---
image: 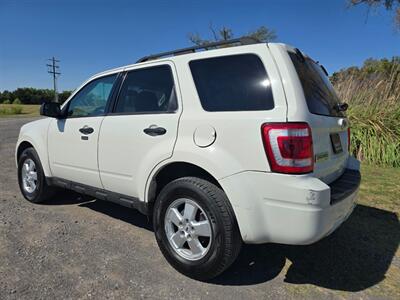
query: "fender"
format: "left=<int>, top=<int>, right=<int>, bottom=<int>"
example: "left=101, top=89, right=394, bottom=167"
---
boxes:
left=15, top=118, right=52, bottom=177
left=142, top=148, right=242, bottom=203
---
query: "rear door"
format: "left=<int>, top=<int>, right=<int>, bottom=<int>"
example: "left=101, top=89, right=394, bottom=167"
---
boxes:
left=98, top=62, right=181, bottom=198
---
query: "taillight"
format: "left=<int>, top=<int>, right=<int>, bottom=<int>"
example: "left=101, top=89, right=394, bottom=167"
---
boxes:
left=347, top=127, right=351, bottom=152
left=261, top=123, right=314, bottom=174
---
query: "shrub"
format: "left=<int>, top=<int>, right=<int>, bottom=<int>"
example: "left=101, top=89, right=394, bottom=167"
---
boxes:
left=3, top=99, right=11, bottom=104
left=0, top=105, right=23, bottom=115
left=13, top=98, right=21, bottom=104
left=333, top=57, right=400, bottom=167
left=10, top=106, right=23, bottom=114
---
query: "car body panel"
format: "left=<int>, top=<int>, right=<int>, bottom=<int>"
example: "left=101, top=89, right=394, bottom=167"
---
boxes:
left=16, top=118, right=52, bottom=176
left=47, top=116, right=105, bottom=189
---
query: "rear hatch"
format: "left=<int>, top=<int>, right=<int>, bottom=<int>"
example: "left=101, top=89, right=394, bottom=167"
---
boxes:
left=288, top=50, right=349, bottom=184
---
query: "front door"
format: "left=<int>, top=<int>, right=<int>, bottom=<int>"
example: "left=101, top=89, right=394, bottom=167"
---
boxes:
left=48, top=73, right=118, bottom=188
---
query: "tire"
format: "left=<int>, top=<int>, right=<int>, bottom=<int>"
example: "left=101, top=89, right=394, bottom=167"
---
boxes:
left=17, top=147, right=56, bottom=203
left=153, top=177, right=242, bottom=280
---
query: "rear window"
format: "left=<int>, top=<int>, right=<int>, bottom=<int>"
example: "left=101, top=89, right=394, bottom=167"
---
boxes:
left=189, top=54, right=274, bottom=111
left=289, top=51, right=343, bottom=117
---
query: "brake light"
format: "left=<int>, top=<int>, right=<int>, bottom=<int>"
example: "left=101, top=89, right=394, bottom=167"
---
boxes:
left=261, top=123, right=314, bottom=174
left=347, top=127, right=351, bottom=152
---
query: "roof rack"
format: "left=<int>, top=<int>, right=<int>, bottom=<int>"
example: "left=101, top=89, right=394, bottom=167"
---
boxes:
left=136, top=36, right=261, bottom=63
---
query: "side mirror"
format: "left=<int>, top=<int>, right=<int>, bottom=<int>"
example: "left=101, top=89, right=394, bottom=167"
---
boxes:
left=40, top=102, right=62, bottom=118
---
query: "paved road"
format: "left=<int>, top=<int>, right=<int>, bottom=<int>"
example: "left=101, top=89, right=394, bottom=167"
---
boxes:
left=0, top=117, right=398, bottom=299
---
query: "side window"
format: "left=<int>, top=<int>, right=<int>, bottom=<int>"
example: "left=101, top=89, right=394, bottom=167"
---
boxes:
left=67, top=74, right=117, bottom=117
left=114, top=65, right=177, bottom=114
left=189, top=54, right=274, bottom=111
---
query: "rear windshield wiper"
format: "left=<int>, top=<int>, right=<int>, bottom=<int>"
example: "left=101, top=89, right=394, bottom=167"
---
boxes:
left=334, top=102, right=348, bottom=112
left=320, top=64, right=328, bottom=76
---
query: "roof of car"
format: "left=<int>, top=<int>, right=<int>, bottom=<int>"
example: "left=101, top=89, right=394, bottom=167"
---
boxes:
left=88, top=40, right=291, bottom=81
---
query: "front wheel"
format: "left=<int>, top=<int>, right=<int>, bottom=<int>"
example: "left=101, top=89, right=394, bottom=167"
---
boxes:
left=153, top=177, right=242, bottom=280
left=18, top=147, right=56, bottom=203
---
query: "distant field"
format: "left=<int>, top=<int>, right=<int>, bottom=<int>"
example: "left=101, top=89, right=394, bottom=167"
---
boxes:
left=0, top=104, right=40, bottom=117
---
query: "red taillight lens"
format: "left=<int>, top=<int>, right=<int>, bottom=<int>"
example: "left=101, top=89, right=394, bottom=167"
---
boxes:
left=347, top=127, right=351, bottom=152
left=261, top=123, right=314, bottom=174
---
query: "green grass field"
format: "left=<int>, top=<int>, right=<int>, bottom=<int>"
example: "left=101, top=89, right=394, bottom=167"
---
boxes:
left=360, top=164, right=400, bottom=214
left=0, top=104, right=40, bottom=117
left=359, top=164, right=400, bottom=294
left=346, top=164, right=400, bottom=297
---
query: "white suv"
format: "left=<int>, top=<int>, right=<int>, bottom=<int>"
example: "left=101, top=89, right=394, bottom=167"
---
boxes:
left=16, top=38, right=361, bottom=280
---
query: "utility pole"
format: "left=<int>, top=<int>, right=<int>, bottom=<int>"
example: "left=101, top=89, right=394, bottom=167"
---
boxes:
left=46, top=57, right=61, bottom=102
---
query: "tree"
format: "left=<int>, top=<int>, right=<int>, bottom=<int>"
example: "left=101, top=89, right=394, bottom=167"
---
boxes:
left=188, top=24, right=277, bottom=46
left=59, top=90, right=73, bottom=103
left=349, top=0, right=400, bottom=28
left=0, top=88, right=73, bottom=105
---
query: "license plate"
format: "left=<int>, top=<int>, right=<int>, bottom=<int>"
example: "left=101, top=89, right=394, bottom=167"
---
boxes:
left=330, top=133, right=343, bottom=154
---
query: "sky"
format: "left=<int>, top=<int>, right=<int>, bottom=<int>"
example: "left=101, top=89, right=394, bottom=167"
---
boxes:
left=0, top=0, right=399, bottom=92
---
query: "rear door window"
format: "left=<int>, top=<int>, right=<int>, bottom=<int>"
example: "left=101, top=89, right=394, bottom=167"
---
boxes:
left=288, top=51, right=343, bottom=117
left=114, top=65, right=177, bottom=114
left=189, top=54, right=274, bottom=111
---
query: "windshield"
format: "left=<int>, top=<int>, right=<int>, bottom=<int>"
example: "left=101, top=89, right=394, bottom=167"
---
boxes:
left=288, top=51, right=344, bottom=117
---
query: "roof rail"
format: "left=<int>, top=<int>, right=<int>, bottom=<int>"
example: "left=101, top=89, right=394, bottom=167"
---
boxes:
left=136, top=36, right=261, bottom=63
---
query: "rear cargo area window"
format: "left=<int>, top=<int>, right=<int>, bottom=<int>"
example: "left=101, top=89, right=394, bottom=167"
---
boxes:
left=288, top=51, right=343, bottom=117
left=189, top=54, right=274, bottom=111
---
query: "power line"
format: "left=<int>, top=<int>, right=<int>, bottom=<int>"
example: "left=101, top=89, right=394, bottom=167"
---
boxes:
left=46, top=57, right=61, bottom=103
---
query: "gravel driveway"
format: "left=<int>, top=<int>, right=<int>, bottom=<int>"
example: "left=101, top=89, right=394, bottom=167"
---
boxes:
left=0, top=117, right=398, bottom=299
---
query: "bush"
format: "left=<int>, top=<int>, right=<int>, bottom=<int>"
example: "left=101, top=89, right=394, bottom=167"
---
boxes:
left=333, top=57, right=400, bottom=167
left=3, top=99, right=11, bottom=104
left=12, top=98, right=21, bottom=104
left=0, top=105, right=23, bottom=115
left=11, top=106, right=23, bottom=114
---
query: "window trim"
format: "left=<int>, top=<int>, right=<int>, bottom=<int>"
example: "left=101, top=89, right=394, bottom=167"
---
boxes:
left=107, top=64, right=179, bottom=116
left=61, top=72, right=122, bottom=119
left=188, top=52, right=275, bottom=113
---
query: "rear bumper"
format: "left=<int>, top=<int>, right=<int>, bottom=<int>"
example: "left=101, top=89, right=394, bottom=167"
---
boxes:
left=219, top=157, right=361, bottom=244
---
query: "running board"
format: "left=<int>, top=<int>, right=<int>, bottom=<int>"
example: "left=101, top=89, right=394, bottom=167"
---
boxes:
left=46, top=177, right=148, bottom=215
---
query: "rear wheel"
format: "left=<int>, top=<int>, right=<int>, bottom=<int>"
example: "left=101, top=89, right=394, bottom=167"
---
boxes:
left=18, top=147, right=56, bottom=203
left=153, top=177, right=242, bottom=280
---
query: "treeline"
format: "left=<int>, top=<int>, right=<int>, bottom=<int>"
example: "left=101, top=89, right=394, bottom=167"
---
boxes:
left=0, top=88, right=72, bottom=105
left=331, top=56, right=400, bottom=86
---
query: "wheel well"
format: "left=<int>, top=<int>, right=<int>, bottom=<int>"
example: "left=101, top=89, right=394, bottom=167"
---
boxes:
left=17, top=141, right=34, bottom=160
left=148, top=162, right=222, bottom=213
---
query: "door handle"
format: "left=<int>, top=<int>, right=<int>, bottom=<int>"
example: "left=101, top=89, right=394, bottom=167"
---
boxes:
left=143, top=125, right=166, bottom=136
left=79, top=126, right=94, bottom=135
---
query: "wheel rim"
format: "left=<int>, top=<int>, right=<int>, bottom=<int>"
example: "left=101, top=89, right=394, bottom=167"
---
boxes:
left=21, top=158, right=38, bottom=193
left=164, top=198, right=212, bottom=261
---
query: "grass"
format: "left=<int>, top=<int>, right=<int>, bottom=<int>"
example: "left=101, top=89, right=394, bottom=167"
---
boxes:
left=359, top=163, right=400, bottom=214
left=340, top=163, right=400, bottom=297
left=334, top=63, right=400, bottom=167
left=281, top=163, right=399, bottom=298
left=0, top=104, right=40, bottom=117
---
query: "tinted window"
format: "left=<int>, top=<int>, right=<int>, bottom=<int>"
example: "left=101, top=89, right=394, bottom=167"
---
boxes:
left=189, top=54, right=274, bottom=111
left=289, top=51, right=343, bottom=117
left=115, top=65, right=176, bottom=114
left=67, top=74, right=117, bottom=117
